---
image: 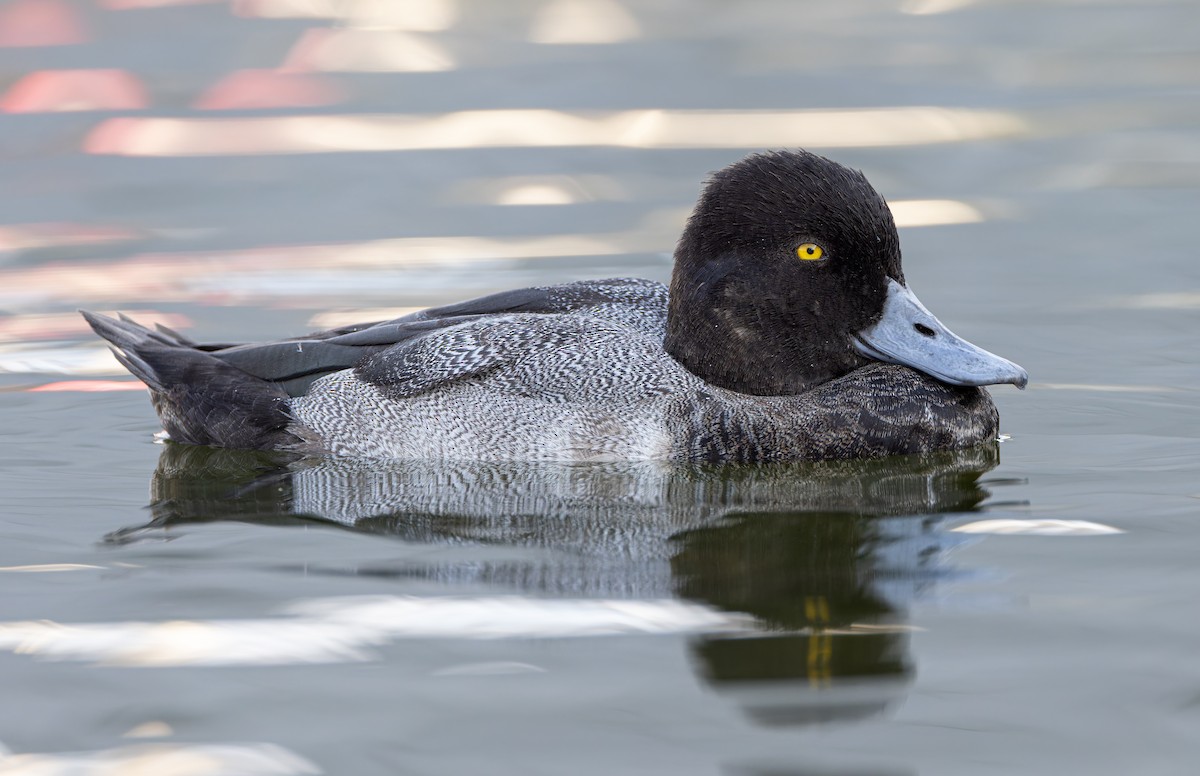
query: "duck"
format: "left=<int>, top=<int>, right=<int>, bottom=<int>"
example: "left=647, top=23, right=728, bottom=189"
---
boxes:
left=82, top=149, right=1027, bottom=463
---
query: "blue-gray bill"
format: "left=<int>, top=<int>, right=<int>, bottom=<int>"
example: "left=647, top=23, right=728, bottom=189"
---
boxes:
left=854, top=279, right=1029, bottom=389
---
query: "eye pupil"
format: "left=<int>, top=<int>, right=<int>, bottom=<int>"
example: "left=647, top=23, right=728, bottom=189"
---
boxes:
left=796, top=243, right=824, bottom=261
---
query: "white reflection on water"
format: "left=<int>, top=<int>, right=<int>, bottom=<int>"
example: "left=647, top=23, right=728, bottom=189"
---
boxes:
left=283, top=29, right=456, bottom=72
left=237, top=0, right=459, bottom=30
left=900, top=0, right=978, bottom=15
left=1110, top=292, right=1200, bottom=310
left=0, top=742, right=318, bottom=776
left=1033, top=383, right=1183, bottom=394
left=0, top=595, right=747, bottom=666
left=886, top=199, right=983, bottom=227
left=430, top=661, right=547, bottom=676
left=0, top=564, right=106, bottom=572
left=0, top=343, right=126, bottom=377
left=121, top=721, right=174, bottom=739
left=529, top=0, right=641, bottom=45
left=951, top=519, right=1123, bottom=536
left=85, top=107, right=1027, bottom=156
left=307, top=307, right=426, bottom=329
left=494, top=182, right=583, bottom=206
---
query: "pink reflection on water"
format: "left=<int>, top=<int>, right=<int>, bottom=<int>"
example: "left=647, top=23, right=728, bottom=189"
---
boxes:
left=0, top=222, right=140, bottom=253
left=193, top=68, right=343, bottom=110
left=29, top=380, right=147, bottom=392
left=0, top=0, right=88, bottom=47
left=0, top=310, right=189, bottom=342
left=98, top=0, right=225, bottom=8
left=1, top=70, right=147, bottom=113
left=0, top=248, right=333, bottom=307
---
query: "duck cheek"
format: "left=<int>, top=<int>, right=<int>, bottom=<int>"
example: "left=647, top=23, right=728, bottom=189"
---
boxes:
left=853, top=279, right=1029, bottom=389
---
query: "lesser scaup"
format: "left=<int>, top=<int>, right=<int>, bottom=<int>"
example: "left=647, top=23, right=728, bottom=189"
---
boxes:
left=82, top=150, right=1026, bottom=462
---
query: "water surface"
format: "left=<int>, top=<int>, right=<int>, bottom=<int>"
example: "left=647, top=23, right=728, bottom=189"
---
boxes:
left=1, top=1, right=1198, bottom=773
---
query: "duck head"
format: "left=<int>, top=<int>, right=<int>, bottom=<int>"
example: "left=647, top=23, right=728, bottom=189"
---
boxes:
left=664, top=150, right=1027, bottom=396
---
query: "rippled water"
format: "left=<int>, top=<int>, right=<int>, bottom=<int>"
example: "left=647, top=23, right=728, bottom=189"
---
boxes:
left=1, top=0, right=1199, bottom=774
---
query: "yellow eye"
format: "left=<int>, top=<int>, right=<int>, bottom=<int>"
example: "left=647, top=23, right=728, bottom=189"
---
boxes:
left=795, top=243, right=824, bottom=261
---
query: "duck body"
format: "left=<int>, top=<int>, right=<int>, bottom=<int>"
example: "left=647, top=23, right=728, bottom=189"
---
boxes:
left=83, top=151, right=1024, bottom=463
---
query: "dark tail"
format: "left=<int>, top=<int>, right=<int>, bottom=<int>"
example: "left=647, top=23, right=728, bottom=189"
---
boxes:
left=80, top=311, right=301, bottom=451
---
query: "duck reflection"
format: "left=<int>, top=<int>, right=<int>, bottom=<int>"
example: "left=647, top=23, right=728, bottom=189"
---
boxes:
left=676, top=510, right=933, bottom=727
left=117, top=443, right=999, bottom=727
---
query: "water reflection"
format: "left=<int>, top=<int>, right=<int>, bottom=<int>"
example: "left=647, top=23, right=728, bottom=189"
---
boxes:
left=0, top=741, right=319, bottom=775
left=669, top=456, right=988, bottom=726
left=83, top=107, right=1026, bottom=156
left=111, top=443, right=999, bottom=727
left=677, top=510, right=927, bottom=726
